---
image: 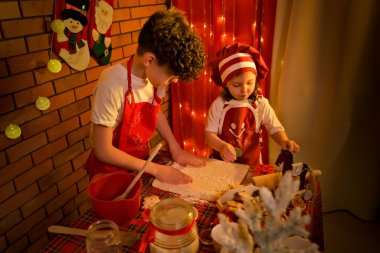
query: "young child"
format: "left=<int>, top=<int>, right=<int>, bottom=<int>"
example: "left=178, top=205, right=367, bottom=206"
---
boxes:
left=205, top=43, right=300, bottom=167
left=85, top=8, right=206, bottom=184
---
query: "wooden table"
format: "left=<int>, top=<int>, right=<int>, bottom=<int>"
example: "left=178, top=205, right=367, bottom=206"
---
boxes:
left=40, top=152, right=324, bottom=252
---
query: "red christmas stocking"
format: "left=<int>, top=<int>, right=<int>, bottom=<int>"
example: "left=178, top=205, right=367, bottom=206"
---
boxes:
left=88, top=0, right=113, bottom=65
left=52, top=0, right=91, bottom=71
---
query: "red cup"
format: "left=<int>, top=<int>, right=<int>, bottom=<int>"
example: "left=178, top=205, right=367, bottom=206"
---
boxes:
left=87, top=171, right=142, bottom=226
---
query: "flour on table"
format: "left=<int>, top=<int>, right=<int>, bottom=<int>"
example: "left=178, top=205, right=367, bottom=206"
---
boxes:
left=152, top=159, right=249, bottom=201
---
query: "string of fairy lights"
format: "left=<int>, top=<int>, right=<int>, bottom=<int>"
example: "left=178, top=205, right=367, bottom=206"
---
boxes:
left=172, top=0, right=266, bottom=157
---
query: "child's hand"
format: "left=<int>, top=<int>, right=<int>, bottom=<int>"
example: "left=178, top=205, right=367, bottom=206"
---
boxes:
left=285, top=140, right=300, bottom=153
left=171, top=148, right=207, bottom=167
left=156, top=165, right=193, bottom=184
left=220, top=143, right=237, bottom=163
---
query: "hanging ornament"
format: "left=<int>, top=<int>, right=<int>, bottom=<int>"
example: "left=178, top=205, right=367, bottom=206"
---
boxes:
left=35, top=96, right=51, bottom=110
left=47, top=20, right=63, bottom=74
left=47, top=59, right=62, bottom=73
left=5, top=124, right=22, bottom=139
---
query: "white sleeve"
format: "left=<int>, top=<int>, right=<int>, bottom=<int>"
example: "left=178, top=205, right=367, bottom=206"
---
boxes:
left=205, top=97, right=224, bottom=133
left=259, top=97, right=285, bottom=135
left=92, top=67, right=126, bottom=127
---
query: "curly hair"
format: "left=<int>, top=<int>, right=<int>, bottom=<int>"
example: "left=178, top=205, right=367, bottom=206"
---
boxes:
left=137, top=8, right=206, bottom=83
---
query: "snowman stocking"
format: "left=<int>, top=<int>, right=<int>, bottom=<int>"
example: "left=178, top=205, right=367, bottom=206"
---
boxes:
left=52, top=0, right=91, bottom=71
left=88, top=0, right=113, bottom=65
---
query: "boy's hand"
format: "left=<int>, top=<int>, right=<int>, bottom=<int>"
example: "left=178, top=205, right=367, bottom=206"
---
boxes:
left=171, top=148, right=207, bottom=167
left=220, top=143, right=236, bottom=163
left=284, top=140, right=300, bottom=153
left=156, top=165, right=193, bottom=184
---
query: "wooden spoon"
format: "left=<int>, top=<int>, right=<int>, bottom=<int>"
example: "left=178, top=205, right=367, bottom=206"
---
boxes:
left=113, top=143, right=162, bottom=201
left=48, top=225, right=140, bottom=247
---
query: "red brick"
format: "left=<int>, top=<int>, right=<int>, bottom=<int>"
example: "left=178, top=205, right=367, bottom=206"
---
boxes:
left=14, top=159, right=54, bottom=191
left=0, top=60, right=8, bottom=78
left=0, top=181, right=15, bottom=203
left=45, top=184, right=77, bottom=215
left=0, top=183, right=39, bottom=219
left=0, top=71, right=35, bottom=96
left=47, top=117, right=79, bottom=142
left=75, top=81, right=96, bottom=100
left=60, top=208, right=80, bottom=226
left=77, top=173, right=89, bottom=192
left=6, top=208, right=45, bottom=243
left=43, top=90, right=75, bottom=113
left=14, top=82, right=54, bottom=108
left=21, top=185, right=57, bottom=217
left=26, top=234, right=50, bottom=253
left=0, top=156, right=33, bottom=185
left=120, top=19, right=141, bottom=33
left=75, top=189, right=89, bottom=206
left=0, top=236, right=6, bottom=252
left=2, top=17, right=46, bottom=39
left=20, top=0, right=54, bottom=17
left=54, top=72, right=86, bottom=94
left=140, top=0, right=157, bottom=5
left=28, top=209, right=62, bottom=242
left=3, top=236, right=28, bottom=253
left=21, top=111, right=60, bottom=139
left=84, top=136, right=92, bottom=150
left=79, top=110, right=91, bottom=126
left=7, top=51, right=49, bottom=74
left=113, top=8, right=131, bottom=22
left=123, top=43, right=138, bottom=57
left=119, top=0, right=139, bottom=8
left=58, top=168, right=87, bottom=193
left=0, top=95, right=15, bottom=114
left=32, top=137, right=67, bottom=165
left=0, top=38, right=27, bottom=58
left=149, top=4, right=166, bottom=13
left=60, top=99, right=90, bottom=121
left=0, top=151, right=6, bottom=168
left=111, top=33, right=132, bottom=48
left=53, top=142, right=84, bottom=168
left=67, top=124, right=90, bottom=146
left=72, top=149, right=90, bottom=170
left=6, top=132, right=47, bottom=163
left=85, top=65, right=109, bottom=83
left=26, top=34, right=50, bottom=52
left=132, top=31, right=140, bottom=43
left=33, top=63, right=71, bottom=84
left=0, top=2, right=21, bottom=20
left=0, top=210, right=22, bottom=235
left=79, top=199, right=92, bottom=215
left=38, top=162, right=72, bottom=191
left=110, top=47, right=123, bottom=62
left=0, top=104, right=41, bottom=134
left=111, top=22, right=120, bottom=35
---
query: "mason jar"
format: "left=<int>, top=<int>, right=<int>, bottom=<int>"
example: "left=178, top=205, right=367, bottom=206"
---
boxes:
left=149, top=198, right=199, bottom=253
left=86, top=220, right=122, bottom=253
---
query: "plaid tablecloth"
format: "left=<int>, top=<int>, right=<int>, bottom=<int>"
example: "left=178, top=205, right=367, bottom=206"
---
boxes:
left=41, top=152, right=324, bottom=252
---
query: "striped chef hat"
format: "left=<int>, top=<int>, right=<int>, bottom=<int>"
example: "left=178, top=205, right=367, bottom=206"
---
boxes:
left=210, top=43, right=268, bottom=87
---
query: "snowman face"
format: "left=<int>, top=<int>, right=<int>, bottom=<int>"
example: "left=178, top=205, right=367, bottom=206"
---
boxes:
left=63, top=18, right=83, bottom=33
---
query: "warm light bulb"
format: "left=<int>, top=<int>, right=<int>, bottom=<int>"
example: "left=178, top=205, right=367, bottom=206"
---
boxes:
left=179, top=103, right=182, bottom=109
left=233, top=37, right=236, bottom=41
left=204, top=70, right=207, bottom=75
left=210, top=32, right=213, bottom=36
left=203, top=23, right=206, bottom=29
left=191, top=111, right=195, bottom=117
left=261, top=37, right=264, bottom=44
left=35, top=96, right=51, bottom=110
left=47, top=59, right=62, bottom=73
left=191, top=23, right=194, bottom=28
left=5, top=124, right=22, bottom=139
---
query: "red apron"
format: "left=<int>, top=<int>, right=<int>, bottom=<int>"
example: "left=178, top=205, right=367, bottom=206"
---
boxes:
left=85, top=56, right=162, bottom=179
left=213, top=101, right=262, bottom=167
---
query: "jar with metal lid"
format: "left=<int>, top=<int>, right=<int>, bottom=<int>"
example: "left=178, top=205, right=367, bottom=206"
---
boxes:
left=149, top=198, right=199, bottom=253
left=86, top=220, right=122, bottom=253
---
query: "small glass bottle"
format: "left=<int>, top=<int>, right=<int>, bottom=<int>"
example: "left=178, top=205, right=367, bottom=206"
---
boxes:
left=86, top=220, right=122, bottom=253
left=149, top=198, right=199, bottom=253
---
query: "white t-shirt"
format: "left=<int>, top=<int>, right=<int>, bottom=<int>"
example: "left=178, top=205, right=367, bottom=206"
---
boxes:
left=92, top=63, right=166, bottom=129
left=205, top=96, right=284, bottom=135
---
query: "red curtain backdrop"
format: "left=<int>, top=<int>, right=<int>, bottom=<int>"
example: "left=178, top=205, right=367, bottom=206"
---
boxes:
left=171, top=0, right=277, bottom=163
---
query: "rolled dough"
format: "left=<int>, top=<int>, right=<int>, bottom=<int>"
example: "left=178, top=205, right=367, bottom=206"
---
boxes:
left=152, top=159, right=249, bottom=201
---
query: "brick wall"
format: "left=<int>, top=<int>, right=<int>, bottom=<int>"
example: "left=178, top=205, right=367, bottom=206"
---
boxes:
left=0, top=0, right=169, bottom=252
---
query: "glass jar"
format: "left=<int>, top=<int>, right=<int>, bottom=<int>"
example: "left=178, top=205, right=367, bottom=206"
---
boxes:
left=149, top=198, right=199, bottom=253
left=86, top=220, right=122, bottom=253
